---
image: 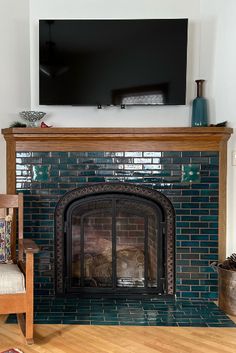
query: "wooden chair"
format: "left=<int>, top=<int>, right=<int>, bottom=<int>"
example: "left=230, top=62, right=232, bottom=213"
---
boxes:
left=0, top=193, right=39, bottom=344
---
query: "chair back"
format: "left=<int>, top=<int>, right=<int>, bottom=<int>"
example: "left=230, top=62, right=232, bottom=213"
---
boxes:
left=0, top=193, right=24, bottom=261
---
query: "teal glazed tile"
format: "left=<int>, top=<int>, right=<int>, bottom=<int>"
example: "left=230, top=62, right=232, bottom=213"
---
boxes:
left=125, top=152, right=142, bottom=157
left=33, top=165, right=49, bottom=182
left=86, top=152, right=104, bottom=157
left=16, top=149, right=220, bottom=299
left=7, top=298, right=235, bottom=327
left=143, top=152, right=162, bottom=157
left=201, top=152, right=218, bottom=157
left=182, top=164, right=201, bottom=183
left=182, top=152, right=201, bottom=157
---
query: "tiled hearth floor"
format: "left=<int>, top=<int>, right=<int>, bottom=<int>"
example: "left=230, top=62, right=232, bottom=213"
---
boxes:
left=8, top=297, right=236, bottom=327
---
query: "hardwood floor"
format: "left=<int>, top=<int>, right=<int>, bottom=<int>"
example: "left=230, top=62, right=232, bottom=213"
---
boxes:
left=0, top=318, right=236, bottom=353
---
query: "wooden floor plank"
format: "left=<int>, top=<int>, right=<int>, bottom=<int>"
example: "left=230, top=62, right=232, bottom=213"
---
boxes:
left=0, top=322, right=236, bottom=353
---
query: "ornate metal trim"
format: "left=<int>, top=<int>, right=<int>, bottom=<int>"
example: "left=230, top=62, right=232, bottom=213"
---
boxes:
left=55, top=183, right=175, bottom=295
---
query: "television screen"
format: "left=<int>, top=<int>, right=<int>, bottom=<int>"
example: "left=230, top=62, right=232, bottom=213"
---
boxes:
left=39, top=19, right=188, bottom=106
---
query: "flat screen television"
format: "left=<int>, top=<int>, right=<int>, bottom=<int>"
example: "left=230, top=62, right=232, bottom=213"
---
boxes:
left=39, top=19, right=188, bottom=106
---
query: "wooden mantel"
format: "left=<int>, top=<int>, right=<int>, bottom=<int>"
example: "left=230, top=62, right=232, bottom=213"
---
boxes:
left=2, top=127, right=233, bottom=152
left=1, top=127, right=233, bottom=261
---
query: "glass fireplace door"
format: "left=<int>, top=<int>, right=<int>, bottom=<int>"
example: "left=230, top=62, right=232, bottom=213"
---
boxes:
left=66, top=194, right=164, bottom=294
left=70, top=199, right=113, bottom=288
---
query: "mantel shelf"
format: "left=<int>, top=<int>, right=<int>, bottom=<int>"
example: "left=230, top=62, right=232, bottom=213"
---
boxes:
left=1, top=127, right=233, bottom=152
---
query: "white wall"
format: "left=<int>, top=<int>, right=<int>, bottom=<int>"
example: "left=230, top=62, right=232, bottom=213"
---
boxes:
left=0, top=0, right=30, bottom=192
left=30, top=0, right=201, bottom=127
left=200, top=0, right=236, bottom=254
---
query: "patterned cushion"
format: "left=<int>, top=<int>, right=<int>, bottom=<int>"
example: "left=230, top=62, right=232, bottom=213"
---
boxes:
left=0, top=264, right=25, bottom=294
left=0, top=217, right=12, bottom=263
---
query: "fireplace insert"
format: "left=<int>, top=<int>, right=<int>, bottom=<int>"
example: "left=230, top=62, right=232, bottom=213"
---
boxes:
left=55, top=183, right=175, bottom=296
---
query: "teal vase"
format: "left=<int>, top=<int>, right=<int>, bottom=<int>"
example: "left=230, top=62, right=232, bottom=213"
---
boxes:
left=191, top=80, right=208, bottom=127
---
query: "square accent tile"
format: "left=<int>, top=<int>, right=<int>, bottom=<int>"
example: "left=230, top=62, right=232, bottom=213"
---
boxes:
left=33, top=165, right=49, bottom=182
left=182, top=164, right=200, bottom=183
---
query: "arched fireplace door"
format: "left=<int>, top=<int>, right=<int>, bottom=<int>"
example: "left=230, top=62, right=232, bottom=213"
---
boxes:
left=55, top=183, right=175, bottom=296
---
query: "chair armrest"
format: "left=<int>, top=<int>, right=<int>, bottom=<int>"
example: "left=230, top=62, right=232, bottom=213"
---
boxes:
left=19, top=239, right=39, bottom=254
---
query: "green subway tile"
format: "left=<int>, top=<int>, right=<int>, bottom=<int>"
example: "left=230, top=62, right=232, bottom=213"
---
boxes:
left=59, top=157, right=77, bottom=164
left=181, top=267, right=200, bottom=272
left=41, top=157, right=60, bottom=164
left=209, top=170, right=219, bottom=176
left=176, top=248, right=191, bottom=253
left=177, top=235, right=189, bottom=240
left=191, top=235, right=209, bottom=241
left=50, top=152, right=69, bottom=157
left=201, top=177, right=219, bottom=183
left=181, top=241, right=200, bottom=247
left=200, top=215, right=218, bottom=221
left=191, top=157, right=209, bottom=163
left=191, top=273, right=209, bottom=279
left=182, top=152, right=201, bottom=157
left=209, top=236, right=218, bottom=241
left=144, top=152, right=162, bottom=157
left=209, top=157, right=219, bottom=165
left=200, top=280, right=217, bottom=285
left=201, top=267, right=215, bottom=273
left=172, top=184, right=191, bottom=189
left=87, top=152, right=105, bottom=157
left=181, top=254, right=199, bottom=259
left=191, top=248, right=209, bottom=253
left=210, top=197, right=218, bottom=203
left=201, top=152, right=218, bottom=157
left=182, top=203, right=200, bottom=209
left=190, top=222, right=208, bottom=228
left=191, top=260, right=209, bottom=266
left=125, top=152, right=142, bottom=157
left=209, top=286, right=218, bottom=292
left=191, top=210, right=209, bottom=215
left=201, top=254, right=218, bottom=260
left=192, top=184, right=209, bottom=189
left=181, top=280, right=199, bottom=285
left=181, top=292, right=200, bottom=298
left=181, top=216, right=199, bottom=221
left=162, top=152, right=181, bottom=157
left=88, top=177, right=105, bottom=182
left=209, top=183, right=218, bottom=189
left=80, top=171, right=96, bottom=176
left=191, top=197, right=209, bottom=203
left=182, top=190, right=199, bottom=196
left=177, top=260, right=190, bottom=266
left=176, top=285, right=191, bottom=291
left=201, top=203, right=218, bottom=209
left=173, top=157, right=190, bottom=164
left=200, top=229, right=218, bottom=235
left=181, top=229, right=200, bottom=234
left=200, top=292, right=218, bottom=299
left=209, top=223, right=218, bottom=229
left=200, top=241, right=218, bottom=248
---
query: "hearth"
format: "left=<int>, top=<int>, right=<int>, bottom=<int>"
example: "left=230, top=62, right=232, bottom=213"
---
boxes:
left=55, top=183, right=175, bottom=296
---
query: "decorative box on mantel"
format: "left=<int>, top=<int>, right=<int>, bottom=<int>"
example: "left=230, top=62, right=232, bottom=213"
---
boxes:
left=1, top=127, right=233, bottom=299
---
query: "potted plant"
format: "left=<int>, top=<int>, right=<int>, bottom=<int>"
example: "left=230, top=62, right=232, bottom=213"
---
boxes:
left=218, top=254, right=236, bottom=315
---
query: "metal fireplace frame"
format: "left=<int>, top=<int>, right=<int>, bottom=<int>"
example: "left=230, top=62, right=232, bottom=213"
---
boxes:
left=55, top=183, right=175, bottom=296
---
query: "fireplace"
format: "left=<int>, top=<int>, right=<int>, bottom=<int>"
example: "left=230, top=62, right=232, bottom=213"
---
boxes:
left=2, top=127, right=232, bottom=299
left=55, top=183, right=175, bottom=296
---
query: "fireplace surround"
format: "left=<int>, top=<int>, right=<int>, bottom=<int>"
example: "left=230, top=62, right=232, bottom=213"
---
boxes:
left=2, top=127, right=233, bottom=299
left=55, top=183, right=175, bottom=296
